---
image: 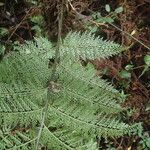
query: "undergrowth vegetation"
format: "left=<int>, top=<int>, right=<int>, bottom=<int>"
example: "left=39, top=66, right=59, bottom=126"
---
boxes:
left=0, top=0, right=149, bottom=150
left=0, top=31, right=133, bottom=150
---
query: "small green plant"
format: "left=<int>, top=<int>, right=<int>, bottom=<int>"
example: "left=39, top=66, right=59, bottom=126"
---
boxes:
left=0, top=32, right=133, bottom=149
left=133, top=123, right=150, bottom=150
left=139, top=133, right=150, bottom=150
left=86, top=4, right=123, bottom=33
left=30, top=15, right=46, bottom=37
left=0, top=27, right=9, bottom=38
left=105, top=4, right=123, bottom=14
left=139, top=54, right=150, bottom=78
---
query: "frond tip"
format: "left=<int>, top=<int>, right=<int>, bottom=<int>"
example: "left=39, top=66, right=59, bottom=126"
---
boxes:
left=61, top=31, right=123, bottom=60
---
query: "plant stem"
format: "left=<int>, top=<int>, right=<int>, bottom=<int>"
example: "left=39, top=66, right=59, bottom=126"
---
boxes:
left=35, top=1, right=64, bottom=149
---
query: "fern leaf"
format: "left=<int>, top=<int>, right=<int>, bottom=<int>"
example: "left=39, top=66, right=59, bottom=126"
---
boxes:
left=0, top=37, right=52, bottom=129
left=57, top=60, right=124, bottom=113
left=0, top=35, right=132, bottom=150
left=61, top=32, right=123, bottom=60
left=0, top=129, right=36, bottom=150
left=38, top=125, right=98, bottom=150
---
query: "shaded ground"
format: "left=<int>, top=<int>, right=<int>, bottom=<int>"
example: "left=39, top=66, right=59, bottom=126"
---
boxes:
left=0, top=0, right=149, bottom=149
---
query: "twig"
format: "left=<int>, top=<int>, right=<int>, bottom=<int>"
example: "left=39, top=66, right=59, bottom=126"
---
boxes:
left=109, top=22, right=150, bottom=50
left=68, top=0, right=150, bottom=50
left=6, top=8, right=32, bottom=42
left=68, top=0, right=107, bottom=27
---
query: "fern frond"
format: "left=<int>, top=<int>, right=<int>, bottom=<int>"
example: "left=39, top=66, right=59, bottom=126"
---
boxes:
left=0, top=34, right=132, bottom=150
left=0, top=52, right=50, bottom=85
left=41, top=60, right=130, bottom=149
left=19, top=36, right=54, bottom=60
left=0, top=129, right=37, bottom=150
left=37, top=57, right=130, bottom=149
left=39, top=125, right=98, bottom=150
left=0, top=37, right=52, bottom=129
left=0, top=83, right=46, bottom=128
left=48, top=99, right=129, bottom=137
left=58, top=60, right=124, bottom=113
left=61, top=32, right=123, bottom=60
left=0, top=40, right=49, bottom=127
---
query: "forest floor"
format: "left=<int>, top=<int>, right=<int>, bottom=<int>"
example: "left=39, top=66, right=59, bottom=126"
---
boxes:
left=0, top=0, right=149, bottom=149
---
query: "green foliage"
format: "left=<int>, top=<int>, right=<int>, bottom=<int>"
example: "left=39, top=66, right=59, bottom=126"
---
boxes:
left=119, top=70, right=131, bottom=79
left=105, top=4, right=123, bottom=14
left=0, top=44, right=5, bottom=55
left=139, top=54, right=150, bottom=78
left=114, top=6, right=123, bottom=14
left=0, top=27, right=9, bottom=37
left=144, top=55, right=150, bottom=66
left=61, top=32, right=123, bottom=60
left=0, top=32, right=132, bottom=149
left=140, top=133, right=150, bottom=150
left=125, top=64, right=134, bottom=71
left=30, top=15, right=46, bottom=37
left=132, top=123, right=150, bottom=150
left=87, top=5, right=123, bottom=33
